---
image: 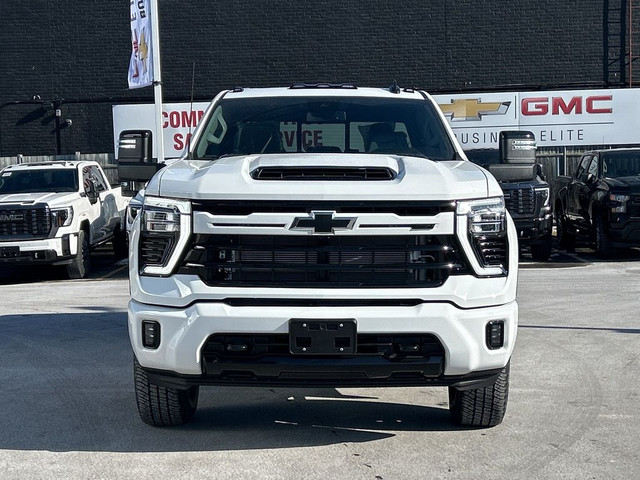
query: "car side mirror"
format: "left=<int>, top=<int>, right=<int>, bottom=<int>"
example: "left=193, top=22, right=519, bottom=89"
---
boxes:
left=499, top=130, right=536, bottom=164
left=117, top=130, right=163, bottom=183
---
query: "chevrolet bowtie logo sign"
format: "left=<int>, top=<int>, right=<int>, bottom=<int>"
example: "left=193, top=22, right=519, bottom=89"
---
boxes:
left=290, top=211, right=356, bottom=234
left=438, top=99, right=511, bottom=121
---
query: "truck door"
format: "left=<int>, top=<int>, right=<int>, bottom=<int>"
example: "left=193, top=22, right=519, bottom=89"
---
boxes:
left=568, top=154, right=592, bottom=224
left=575, top=155, right=600, bottom=230
left=82, top=165, right=114, bottom=244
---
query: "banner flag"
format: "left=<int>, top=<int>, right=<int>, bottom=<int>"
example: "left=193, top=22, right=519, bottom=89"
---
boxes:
left=128, top=0, right=154, bottom=89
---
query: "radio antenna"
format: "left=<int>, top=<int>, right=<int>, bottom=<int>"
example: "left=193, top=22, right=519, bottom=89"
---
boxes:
left=187, top=61, right=196, bottom=159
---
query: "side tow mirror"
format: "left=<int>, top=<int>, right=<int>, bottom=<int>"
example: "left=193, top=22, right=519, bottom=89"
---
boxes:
left=499, top=130, right=537, bottom=164
left=117, top=130, right=162, bottom=183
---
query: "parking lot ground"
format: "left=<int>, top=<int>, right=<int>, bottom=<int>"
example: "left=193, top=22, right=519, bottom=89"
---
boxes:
left=0, top=249, right=639, bottom=479
left=0, top=243, right=128, bottom=285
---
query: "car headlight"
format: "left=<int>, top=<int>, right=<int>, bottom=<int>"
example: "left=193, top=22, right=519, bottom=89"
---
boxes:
left=457, top=197, right=508, bottom=273
left=51, top=206, right=73, bottom=227
left=457, top=197, right=506, bottom=235
left=535, top=186, right=550, bottom=208
left=609, top=193, right=630, bottom=213
left=139, top=196, right=191, bottom=276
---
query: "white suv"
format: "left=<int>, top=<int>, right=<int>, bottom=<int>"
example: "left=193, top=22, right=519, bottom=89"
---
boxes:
left=123, top=84, right=518, bottom=428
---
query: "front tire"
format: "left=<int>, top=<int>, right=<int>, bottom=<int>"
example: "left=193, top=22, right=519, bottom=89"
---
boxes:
left=134, top=357, right=199, bottom=426
left=530, top=234, right=552, bottom=261
left=595, top=216, right=615, bottom=259
left=66, top=229, right=91, bottom=279
left=556, top=209, right=575, bottom=251
left=449, top=362, right=510, bottom=428
left=112, top=224, right=128, bottom=259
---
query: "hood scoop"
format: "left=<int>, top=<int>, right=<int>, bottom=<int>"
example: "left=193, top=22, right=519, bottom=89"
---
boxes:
left=251, top=166, right=397, bottom=181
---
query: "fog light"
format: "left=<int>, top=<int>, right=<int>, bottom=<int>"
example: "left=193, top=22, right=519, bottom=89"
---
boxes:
left=486, top=321, right=504, bottom=350
left=142, top=321, right=161, bottom=349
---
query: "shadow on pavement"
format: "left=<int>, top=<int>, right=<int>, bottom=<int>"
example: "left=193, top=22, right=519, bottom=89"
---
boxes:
left=0, top=311, right=458, bottom=453
left=0, top=244, right=128, bottom=285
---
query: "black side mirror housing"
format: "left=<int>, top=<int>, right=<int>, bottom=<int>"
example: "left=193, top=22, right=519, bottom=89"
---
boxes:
left=117, top=130, right=163, bottom=183
left=499, top=131, right=537, bottom=164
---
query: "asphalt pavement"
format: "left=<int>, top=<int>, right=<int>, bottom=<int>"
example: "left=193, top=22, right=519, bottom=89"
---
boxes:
left=0, top=247, right=638, bottom=479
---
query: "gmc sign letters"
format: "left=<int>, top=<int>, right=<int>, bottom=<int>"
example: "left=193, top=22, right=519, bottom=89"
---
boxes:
left=521, top=95, right=613, bottom=116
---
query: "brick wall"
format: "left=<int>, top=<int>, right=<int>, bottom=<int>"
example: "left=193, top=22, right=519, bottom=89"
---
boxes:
left=0, top=0, right=606, bottom=156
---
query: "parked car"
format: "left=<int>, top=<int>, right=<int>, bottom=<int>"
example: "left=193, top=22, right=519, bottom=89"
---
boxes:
left=0, top=160, right=129, bottom=278
left=554, top=148, right=640, bottom=258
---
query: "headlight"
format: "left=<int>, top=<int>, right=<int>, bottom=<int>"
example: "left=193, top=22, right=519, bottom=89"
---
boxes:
left=535, top=186, right=550, bottom=207
left=51, top=206, right=73, bottom=227
left=609, top=193, right=630, bottom=213
left=143, top=206, right=181, bottom=232
left=457, top=197, right=506, bottom=235
left=457, top=197, right=508, bottom=274
left=139, top=196, right=191, bottom=276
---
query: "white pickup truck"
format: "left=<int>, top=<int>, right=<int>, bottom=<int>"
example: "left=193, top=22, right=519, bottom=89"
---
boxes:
left=121, top=84, right=519, bottom=428
left=0, top=160, right=128, bottom=278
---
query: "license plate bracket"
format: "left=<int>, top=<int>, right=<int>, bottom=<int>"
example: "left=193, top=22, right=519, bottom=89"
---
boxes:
left=289, top=319, right=357, bottom=355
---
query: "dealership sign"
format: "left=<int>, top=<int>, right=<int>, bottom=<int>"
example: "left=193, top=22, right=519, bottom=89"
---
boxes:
left=113, top=102, right=209, bottom=158
left=113, top=88, right=640, bottom=157
left=433, top=88, right=640, bottom=149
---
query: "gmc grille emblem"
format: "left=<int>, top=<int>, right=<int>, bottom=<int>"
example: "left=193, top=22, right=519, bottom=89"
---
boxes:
left=290, top=211, right=356, bottom=234
left=0, top=214, right=24, bottom=222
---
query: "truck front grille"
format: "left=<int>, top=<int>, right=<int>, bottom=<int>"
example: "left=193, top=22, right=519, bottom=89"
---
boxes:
left=472, top=234, right=509, bottom=268
left=140, top=233, right=176, bottom=268
left=0, top=204, right=51, bottom=240
left=503, top=187, right=535, bottom=214
left=202, top=333, right=444, bottom=359
left=178, top=234, right=469, bottom=288
left=191, top=200, right=454, bottom=217
left=628, top=195, right=640, bottom=217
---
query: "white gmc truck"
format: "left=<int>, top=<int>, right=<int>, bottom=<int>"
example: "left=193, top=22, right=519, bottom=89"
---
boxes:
left=121, top=84, right=518, bottom=428
left=0, top=160, right=128, bottom=278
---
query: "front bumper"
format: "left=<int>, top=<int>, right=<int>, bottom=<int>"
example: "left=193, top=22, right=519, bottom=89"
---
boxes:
left=129, top=298, right=518, bottom=387
left=0, top=233, right=78, bottom=265
left=608, top=217, right=640, bottom=245
left=511, top=213, right=553, bottom=244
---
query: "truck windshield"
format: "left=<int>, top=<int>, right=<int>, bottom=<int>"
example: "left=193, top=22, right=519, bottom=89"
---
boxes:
left=193, top=95, right=456, bottom=161
left=601, top=151, right=640, bottom=179
left=0, top=169, right=78, bottom=194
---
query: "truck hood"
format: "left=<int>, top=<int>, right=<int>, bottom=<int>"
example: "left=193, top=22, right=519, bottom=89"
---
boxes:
left=605, top=176, right=640, bottom=192
left=0, top=191, right=79, bottom=207
left=148, top=153, right=500, bottom=201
